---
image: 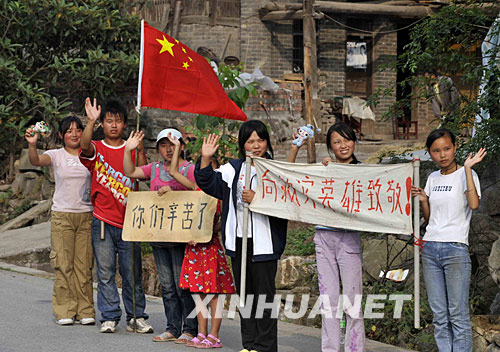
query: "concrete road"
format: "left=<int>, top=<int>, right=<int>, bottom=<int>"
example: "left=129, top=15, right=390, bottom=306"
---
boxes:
left=0, top=263, right=415, bottom=352
left=0, top=264, right=321, bottom=352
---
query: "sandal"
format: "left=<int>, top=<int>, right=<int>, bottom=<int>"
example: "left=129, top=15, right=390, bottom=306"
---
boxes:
left=153, top=331, right=177, bottom=342
left=196, top=334, right=223, bottom=349
left=186, top=333, right=207, bottom=347
left=175, top=332, right=195, bottom=344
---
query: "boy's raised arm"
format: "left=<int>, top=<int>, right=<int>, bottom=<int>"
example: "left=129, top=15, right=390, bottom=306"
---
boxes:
left=81, top=97, right=101, bottom=157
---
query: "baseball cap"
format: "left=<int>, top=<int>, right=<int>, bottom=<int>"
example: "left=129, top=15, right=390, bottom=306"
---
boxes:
left=156, top=128, right=183, bottom=143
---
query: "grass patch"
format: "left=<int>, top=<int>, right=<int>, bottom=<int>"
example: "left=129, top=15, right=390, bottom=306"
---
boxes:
left=284, top=225, right=316, bottom=256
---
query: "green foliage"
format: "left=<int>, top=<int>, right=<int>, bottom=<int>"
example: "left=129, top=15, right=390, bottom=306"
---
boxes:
left=0, top=0, right=143, bottom=175
left=283, top=226, right=316, bottom=256
left=368, top=2, right=500, bottom=166
left=186, top=63, right=258, bottom=163
left=141, top=242, right=153, bottom=256
left=364, top=281, right=437, bottom=351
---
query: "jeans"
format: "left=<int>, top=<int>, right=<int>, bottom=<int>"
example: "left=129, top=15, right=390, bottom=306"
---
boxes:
left=422, top=241, right=472, bottom=352
left=152, top=245, right=197, bottom=337
left=91, top=217, right=148, bottom=323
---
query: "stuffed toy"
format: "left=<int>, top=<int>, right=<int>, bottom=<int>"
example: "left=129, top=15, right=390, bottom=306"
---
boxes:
left=292, top=124, right=315, bottom=147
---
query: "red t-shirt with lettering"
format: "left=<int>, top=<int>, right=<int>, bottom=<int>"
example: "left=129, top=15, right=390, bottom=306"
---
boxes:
left=79, top=140, right=135, bottom=228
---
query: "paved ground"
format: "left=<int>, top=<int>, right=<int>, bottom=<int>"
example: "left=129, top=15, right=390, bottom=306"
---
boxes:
left=0, top=140, right=422, bottom=352
left=0, top=263, right=416, bottom=352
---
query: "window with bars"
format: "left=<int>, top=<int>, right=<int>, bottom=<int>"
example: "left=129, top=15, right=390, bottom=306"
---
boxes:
left=292, top=20, right=304, bottom=73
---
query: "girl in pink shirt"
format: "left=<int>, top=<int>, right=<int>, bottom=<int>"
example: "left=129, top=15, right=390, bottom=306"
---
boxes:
left=25, top=115, right=95, bottom=326
left=124, top=128, right=198, bottom=344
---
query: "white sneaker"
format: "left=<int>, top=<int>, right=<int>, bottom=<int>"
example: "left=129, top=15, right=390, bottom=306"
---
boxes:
left=100, top=320, right=118, bottom=333
left=126, top=318, right=153, bottom=333
left=75, top=317, right=96, bottom=325
left=56, top=318, right=74, bottom=325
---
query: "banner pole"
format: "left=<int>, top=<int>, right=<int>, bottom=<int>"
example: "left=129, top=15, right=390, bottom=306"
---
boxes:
left=130, top=102, right=142, bottom=332
left=240, top=153, right=253, bottom=307
left=413, top=155, right=421, bottom=329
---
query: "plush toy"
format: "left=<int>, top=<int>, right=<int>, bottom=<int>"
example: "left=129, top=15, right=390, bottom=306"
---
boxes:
left=31, top=121, right=51, bottom=137
left=292, top=124, right=315, bottom=147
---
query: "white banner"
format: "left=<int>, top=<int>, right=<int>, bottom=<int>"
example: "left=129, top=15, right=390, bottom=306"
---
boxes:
left=250, top=159, right=414, bottom=235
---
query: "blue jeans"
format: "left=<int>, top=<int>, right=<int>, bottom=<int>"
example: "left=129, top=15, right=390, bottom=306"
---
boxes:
left=152, top=245, right=197, bottom=337
left=422, top=241, right=472, bottom=352
left=91, top=217, right=148, bottom=323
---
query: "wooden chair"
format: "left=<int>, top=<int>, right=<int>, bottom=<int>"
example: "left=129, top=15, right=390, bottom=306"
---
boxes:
left=395, top=114, right=418, bottom=140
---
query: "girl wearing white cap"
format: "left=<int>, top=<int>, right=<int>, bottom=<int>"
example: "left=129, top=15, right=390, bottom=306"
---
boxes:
left=123, top=128, right=198, bottom=344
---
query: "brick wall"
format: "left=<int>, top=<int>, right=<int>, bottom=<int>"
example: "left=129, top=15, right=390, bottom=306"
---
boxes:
left=177, top=24, right=240, bottom=59
left=140, top=1, right=436, bottom=142
left=317, top=19, right=346, bottom=98
left=241, top=1, right=273, bottom=74
left=361, top=17, right=398, bottom=140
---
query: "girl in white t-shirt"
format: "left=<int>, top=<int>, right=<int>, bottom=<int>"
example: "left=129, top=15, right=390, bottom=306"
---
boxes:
left=412, top=128, right=486, bottom=352
left=25, top=115, right=94, bottom=326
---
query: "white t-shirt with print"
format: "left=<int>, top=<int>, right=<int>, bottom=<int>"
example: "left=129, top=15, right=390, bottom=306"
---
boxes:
left=236, top=166, right=257, bottom=238
left=423, top=167, right=481, bottom=245
left=44, top=148, right=92, bottom=213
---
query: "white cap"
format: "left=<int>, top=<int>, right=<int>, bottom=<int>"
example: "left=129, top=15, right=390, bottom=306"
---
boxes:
left=156, top=128, right=183, bottom=143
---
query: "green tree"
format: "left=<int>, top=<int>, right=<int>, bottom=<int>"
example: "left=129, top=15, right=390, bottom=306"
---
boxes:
left=0, top=0, right=143, bottom=179
left=370, top=3, right=500, bottom=164
left=186, top=63, right=258, bottom=163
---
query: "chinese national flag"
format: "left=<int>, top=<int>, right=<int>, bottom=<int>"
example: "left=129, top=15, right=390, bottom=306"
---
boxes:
left=137, top=21, right=247, bottom=121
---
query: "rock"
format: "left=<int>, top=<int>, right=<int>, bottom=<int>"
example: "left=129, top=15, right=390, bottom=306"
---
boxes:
left=0, top=184, right=11, bottom=192
left=494, top=333, right=500, bottom=347
left=491, top=292, right=500, bottom=315
left=19, top=148, right=43, bottom=172
left=275, top=256, right=316, bottom=290
left=10, top=171, right=43, bottom=198
left=489, top=238, right=500, bottom=287
left=473, top=332, right=489, bottom=352
left=486, top=343, right=500, bottom=352
left=362, top=235, right=413, bottom=282
left=487, top=330, right=499, bottom=343
left=0, top=199, right=52, bottom=232
left=478, top=164, right=500, bottom=217
left=41, top=178, right=54, bottom=200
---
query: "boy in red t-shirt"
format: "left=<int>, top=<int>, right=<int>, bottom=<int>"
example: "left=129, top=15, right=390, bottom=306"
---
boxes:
left=79, top=97, right=152, bottom=334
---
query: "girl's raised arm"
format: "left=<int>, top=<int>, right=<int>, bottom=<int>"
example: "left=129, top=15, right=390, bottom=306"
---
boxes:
left=168, top=134, right=197, bottom=191
left=464, top=148, right=486, bottom=210
left=200, top=134, right=220, bottom=169
left=123, top=131, right=147, bottom=179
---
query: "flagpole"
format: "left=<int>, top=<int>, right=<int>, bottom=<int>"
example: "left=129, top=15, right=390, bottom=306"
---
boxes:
left=413, top=155, right=420, bottom=329
left=137, top=19, right=145, bottom=111
left=240, top=153, right=253, bottom=307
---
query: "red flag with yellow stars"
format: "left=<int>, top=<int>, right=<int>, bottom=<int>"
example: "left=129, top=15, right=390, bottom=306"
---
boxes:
left=137, top=20, right=247, bottom=121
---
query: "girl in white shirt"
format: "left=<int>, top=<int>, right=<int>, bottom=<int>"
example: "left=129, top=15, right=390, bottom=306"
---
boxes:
left=412, top=128, right=485, bottom=352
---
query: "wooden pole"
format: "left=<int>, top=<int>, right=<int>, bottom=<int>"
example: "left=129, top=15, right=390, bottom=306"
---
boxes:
left=172, top=0, right=182, bottom=38
left=240, top=153, right=252, bottom=307
left=303, top=0, right=317, bottom=163
left=413, top=155, right=421, bottom=329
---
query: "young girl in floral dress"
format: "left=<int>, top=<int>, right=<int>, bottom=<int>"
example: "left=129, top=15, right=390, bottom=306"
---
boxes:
left=181, top=157, right=235, bottom=349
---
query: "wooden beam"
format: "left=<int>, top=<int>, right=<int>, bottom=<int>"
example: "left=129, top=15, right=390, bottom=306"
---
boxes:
left=303, top=0, right=317, bottom=163
left=315, top=1, right=434, bottom=18
left=260, top=1, right=437, bottom=20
